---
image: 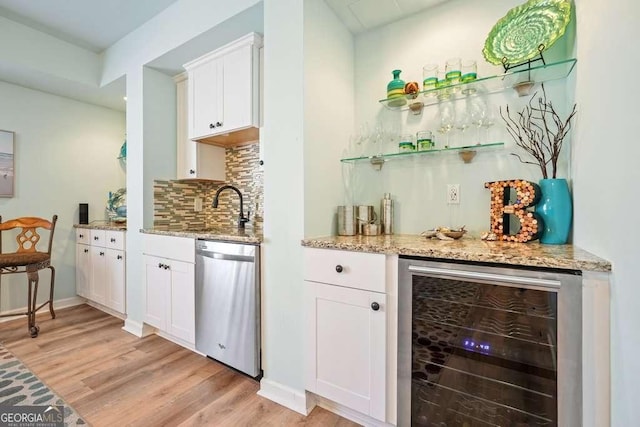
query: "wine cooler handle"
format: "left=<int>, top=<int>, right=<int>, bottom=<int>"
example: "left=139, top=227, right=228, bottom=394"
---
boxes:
left=407, top=265, right=561, bottom=290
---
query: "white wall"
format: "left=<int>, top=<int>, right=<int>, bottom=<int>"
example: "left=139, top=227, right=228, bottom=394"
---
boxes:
left=352, top=0, right=571, bottom=235
left=0, top=15, right=100, bottom=86
left=101, top=0, right=261, bottom=85
left=573, top=0, right=639, bottom=424
left=262, top=0, right=306, bottom=392
left=143, top=67, right=177, bottom=228
left=304, top=1, right=355, bottom=236
left=0, top=81, right=125, bottom=310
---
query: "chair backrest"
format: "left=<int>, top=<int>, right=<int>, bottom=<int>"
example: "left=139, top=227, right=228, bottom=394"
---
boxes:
left=0, top=215, right=58, bottom=254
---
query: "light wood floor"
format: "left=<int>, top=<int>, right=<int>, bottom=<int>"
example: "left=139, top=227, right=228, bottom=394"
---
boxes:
left=0, top=304, right=359, bottom=427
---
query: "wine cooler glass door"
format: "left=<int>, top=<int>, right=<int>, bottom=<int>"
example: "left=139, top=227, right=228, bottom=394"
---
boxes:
left=398, top=259, right=582, bottom=427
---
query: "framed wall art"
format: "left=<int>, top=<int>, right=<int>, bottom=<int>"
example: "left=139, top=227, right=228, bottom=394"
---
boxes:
left=0, top=130, right=15, bottom=197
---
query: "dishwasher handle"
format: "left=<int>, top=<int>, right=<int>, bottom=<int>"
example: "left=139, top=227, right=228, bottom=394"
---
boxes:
left=197, top=250, right=255, bottom=263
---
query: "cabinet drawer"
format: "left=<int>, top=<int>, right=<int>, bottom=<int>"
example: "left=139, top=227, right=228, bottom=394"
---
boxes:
left=304, top=248, right=385, bottom=293
left=90, top=230, right=106, bottom=247
left=76, top=228, right=90, bottom=244
left=143, top=234, right=195, bottom=263
left=106, top=230, right=125, bottom=250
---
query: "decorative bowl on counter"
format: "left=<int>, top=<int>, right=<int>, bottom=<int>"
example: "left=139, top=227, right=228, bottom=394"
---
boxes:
left=421, top=226, right=467, bottom=240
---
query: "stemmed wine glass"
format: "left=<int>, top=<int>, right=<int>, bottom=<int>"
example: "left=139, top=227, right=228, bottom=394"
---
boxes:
left=482, top=106, right=496, bottom=144
left=469, top=96, right=486, bottom=145
left=438, top=101, right=455, bottom=149
left=454, top=103, right=470, bottom=148
left=369, top=123, right=384, bottom=157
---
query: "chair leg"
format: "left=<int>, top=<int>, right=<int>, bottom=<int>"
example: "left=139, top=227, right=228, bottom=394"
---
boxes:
left=48, top=265, right=56, bottom=319
left=27, top=271, right=39, bottom=338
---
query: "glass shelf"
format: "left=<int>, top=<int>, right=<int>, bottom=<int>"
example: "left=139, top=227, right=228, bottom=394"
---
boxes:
left=379, top=58, right=576, bottom=111
left=341, top=142, right=504, bottom=169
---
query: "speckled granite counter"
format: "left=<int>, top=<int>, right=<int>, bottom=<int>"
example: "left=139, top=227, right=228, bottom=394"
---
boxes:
left=301, top=235, right=611, bottom=272
left=141, top=227, right=262, bottom=244
left=74, top=222, right=126, bottom=231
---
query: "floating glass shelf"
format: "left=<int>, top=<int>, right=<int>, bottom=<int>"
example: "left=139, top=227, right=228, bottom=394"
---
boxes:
left=341, top=142, right=505, bottom=169
left=379, top=58, right=576, bottom=111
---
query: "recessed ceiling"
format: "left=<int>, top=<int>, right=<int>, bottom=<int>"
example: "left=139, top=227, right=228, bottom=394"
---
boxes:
left=325, top=0, right=450, bottom=33
left=0, top=0, right=179, bottom=52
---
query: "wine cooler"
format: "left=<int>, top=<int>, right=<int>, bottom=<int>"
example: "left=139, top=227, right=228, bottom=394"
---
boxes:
left=398, top=258, right=582, bottom=426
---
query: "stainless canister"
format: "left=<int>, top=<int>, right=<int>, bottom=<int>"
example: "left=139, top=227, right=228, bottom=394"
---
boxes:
left=337, top=205, right=357, bottom=236
left=356, top=205, right=377, bottom=235
left=380, top=193, right=394, bottom=235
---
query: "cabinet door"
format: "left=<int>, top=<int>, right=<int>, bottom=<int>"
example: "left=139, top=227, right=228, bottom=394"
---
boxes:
left=144, top=255, right=169, bottom=330
left=105, top=249, right=126, bottom=314
left=188, top=58, right=223, bottom=140
left=75, top=243, right=91, bottom=298
left=168, top=260, right=195, bottom=344
left=177, top=76, right=226, bottom=181
left=306, top=281, right=387, bottom=422
left=90, top=246, right=107, bottom=305
left=220, top=44, right=253, bottom=134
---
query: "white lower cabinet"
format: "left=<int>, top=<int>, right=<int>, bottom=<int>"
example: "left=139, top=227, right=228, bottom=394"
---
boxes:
left=75, top=244, right=90, bottom=298
left=304, top=247, right=390, bottom=423
left=143, top=235, right=195, bottom=345
left=75, top=228, right=126, bottom=315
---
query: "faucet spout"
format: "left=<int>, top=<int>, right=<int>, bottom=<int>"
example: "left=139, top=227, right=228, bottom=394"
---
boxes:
left=212, top=185, right=249, bottom=229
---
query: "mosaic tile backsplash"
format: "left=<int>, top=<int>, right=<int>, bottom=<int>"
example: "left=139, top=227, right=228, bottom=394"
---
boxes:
left=154, top=143, right=263, bottom=230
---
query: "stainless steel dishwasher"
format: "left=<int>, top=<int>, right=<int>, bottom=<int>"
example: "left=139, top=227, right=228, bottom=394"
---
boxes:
left=195, top=240, right=260, bottom=377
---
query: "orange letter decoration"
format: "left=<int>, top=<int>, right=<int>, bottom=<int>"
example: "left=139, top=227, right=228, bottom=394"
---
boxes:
left=484, top=179, right=544, bottom=242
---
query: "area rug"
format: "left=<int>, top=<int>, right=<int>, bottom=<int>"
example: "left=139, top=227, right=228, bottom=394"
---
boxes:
left=0, top=344, right=86, bottom=425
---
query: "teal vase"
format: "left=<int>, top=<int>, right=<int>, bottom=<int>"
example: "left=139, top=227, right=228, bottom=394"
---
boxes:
left=387, top=69, right=406, bottom=107
left=537, top=178, right=572, bottom=244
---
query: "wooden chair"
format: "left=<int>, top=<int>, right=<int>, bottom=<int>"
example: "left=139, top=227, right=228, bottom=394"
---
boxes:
left=0, top=215, right=58, bottom=337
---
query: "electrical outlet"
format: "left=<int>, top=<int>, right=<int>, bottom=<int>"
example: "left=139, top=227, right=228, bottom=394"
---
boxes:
left=447, top=184, right=460, bottom=204
left=194, top=197, right=203, bottom=212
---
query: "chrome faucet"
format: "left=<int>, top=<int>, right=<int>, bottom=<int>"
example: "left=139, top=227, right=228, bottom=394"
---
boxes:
left=212, top=185, right=249, bottom=229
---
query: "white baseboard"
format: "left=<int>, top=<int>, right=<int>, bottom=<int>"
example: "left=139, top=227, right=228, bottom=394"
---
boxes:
left=84, top=300, right=126, bottom=320
left=0, top=296, right=85, bottom=323
left=257, top=378, right=312, bottom=415
left=122, top=319, right=155, bottom=338
left=314, top=394, right=393, bottom=427
left=156, top=330, right=202, bottom=355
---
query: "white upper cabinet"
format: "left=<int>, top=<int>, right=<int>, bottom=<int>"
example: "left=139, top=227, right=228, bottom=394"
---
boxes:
left=184, top=33, right=262, bottom=146
left=175, top=74, right=225, bottom=181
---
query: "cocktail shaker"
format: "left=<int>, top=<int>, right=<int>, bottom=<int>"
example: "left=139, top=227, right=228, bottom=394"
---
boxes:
left=380, top=193, right=394, bottom=235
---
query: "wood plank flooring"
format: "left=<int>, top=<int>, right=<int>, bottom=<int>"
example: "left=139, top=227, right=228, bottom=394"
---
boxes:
left=0, top=305, right=359, bottom=427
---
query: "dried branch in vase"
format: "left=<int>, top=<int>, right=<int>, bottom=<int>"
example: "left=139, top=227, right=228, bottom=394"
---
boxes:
left=500, top=84, right=577, bottom=179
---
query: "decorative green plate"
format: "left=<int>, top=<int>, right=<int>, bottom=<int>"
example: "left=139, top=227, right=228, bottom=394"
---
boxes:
left=483, top=0, right=571, bottom=66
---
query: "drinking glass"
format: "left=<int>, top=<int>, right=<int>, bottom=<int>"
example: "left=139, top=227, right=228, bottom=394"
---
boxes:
left=422, top=63, right=438, bottom=95
left=445, top=57, right=462, bottom=86
left=438, top=101, right=455, bottom=149
left=436, top=70, right=451, bottom=100
left=461, top=60, right=478, bottom=95
left=461, top=60, right=477, bottom=83
left=416, top=130, right=434, bottom=151
left=398, top=134, right=415, bottom=152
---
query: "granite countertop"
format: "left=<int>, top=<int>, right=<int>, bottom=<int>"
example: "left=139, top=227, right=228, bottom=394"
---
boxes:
left=301, top=235, right=611, bottom=272
left=74, top=222, right=127, bottom=231
left=141, top=226, right=262, bottom=244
